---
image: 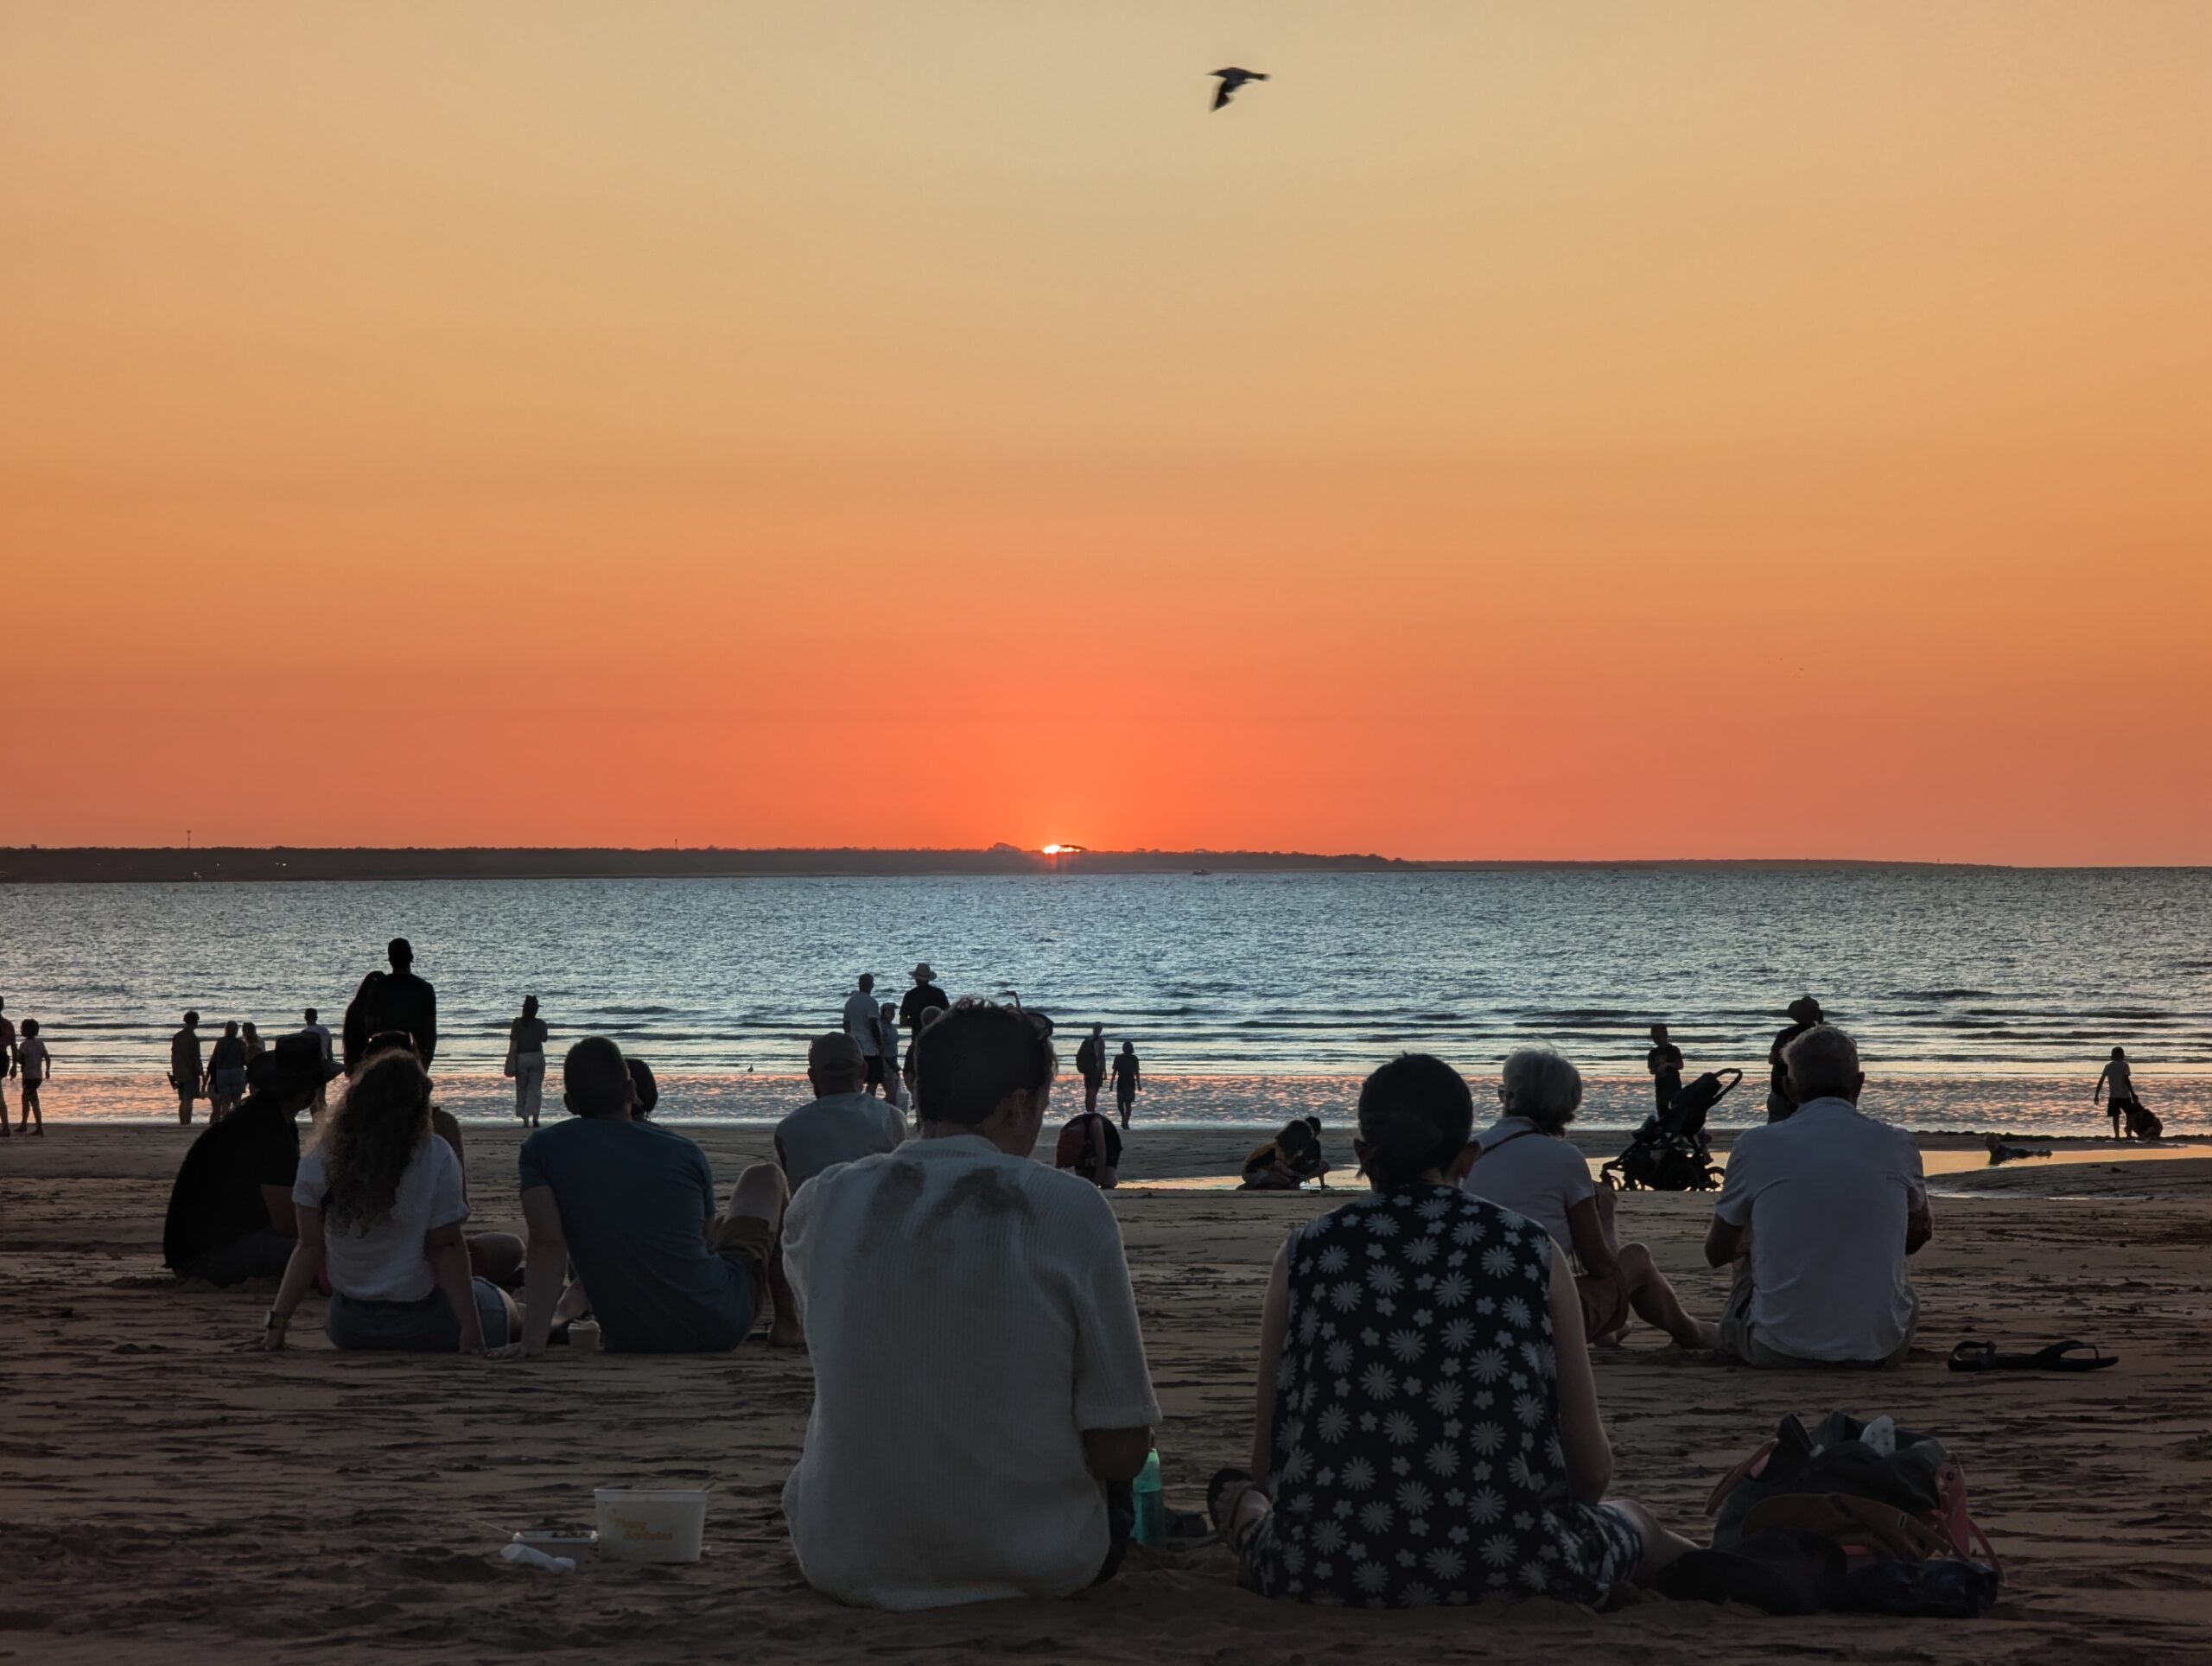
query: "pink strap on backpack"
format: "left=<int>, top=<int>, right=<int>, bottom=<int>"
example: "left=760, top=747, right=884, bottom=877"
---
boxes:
left=1932, top=1456, right=2003, bottom=1582
left=1705, top=1439, right=1777, bottom=1517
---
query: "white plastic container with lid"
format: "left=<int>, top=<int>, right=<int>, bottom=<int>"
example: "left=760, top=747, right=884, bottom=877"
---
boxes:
left=593, top=1487, right=708, bottom=1561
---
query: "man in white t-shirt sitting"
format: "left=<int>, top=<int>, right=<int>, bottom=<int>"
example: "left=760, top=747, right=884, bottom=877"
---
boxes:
left=780, top=998, right=1161, bottom=1610
left=1705, top=1025, right=1931, bottom=1369
left=1465, top=1046, right=1717, bottom=1351
left=767, top=1033, right=908, bottom=1346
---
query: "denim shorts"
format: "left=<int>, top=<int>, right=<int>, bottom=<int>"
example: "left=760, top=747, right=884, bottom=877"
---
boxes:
left=326, top=1278, right=511, bottom=1352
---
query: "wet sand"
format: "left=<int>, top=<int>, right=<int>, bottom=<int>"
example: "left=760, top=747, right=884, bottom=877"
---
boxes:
left=4, top=1122, right=2212, bottom=1663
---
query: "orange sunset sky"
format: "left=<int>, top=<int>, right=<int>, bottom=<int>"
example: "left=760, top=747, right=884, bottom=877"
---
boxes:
left=3, top=3, right=2207, bottom=862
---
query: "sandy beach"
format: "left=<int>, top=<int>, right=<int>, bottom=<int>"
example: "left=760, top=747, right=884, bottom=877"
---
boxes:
left=6, top=1122, right=2212, bottom=1663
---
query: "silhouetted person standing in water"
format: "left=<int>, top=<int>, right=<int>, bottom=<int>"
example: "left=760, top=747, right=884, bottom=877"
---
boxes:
left=1645, top=1024, right=1683, bottom=1114
left=509, top=995, right=550, bottom=1128
left=843, top=973, right=885, bottom=1097
left=2094, top=1046, right=2140, bottom=1138
left=208, top=1021, right=249, bottom=1120
left=1112, top=1040, right=1140, bottom=1129
left=0, top=997, right=16, bottom=1091
left=1765, top=995, right=1824, bottom=1122
left=170, top=1011, right=205, bottom=1123
left=1076, top=1023, right=1108, bottom=1115
left=899, top=963, right=949, bottom=1031
left=343, top=938, right=438, bottom=1071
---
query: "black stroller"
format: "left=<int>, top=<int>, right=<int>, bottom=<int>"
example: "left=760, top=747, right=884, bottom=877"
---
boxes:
left=1601, top=1066, right=1741, bottom=1192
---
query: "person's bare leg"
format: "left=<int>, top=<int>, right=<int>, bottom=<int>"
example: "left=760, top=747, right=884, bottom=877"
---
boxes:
left=1618, top=1243, right=1719, bottom=1350
left=766, top=1237, right=803, bottom=1348
left=715, top=1163, right=794, bottom=1342
left=1605, top=1497, right=1698, bottom=1581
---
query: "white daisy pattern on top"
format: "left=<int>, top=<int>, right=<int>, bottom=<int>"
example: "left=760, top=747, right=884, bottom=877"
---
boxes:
left=1237, top=1184, right=1641, bottom=1608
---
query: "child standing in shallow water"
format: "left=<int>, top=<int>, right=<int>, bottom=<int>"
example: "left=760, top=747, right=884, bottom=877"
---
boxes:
left=16, top=1020, right=48, bottom=1134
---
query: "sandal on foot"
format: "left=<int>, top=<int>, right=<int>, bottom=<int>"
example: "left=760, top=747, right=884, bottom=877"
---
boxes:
left=1206, top=1466, right=1255, bottom=1531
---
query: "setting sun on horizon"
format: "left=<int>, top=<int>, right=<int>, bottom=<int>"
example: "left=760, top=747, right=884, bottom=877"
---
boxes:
left=3, top=3, right=2207, bottom=863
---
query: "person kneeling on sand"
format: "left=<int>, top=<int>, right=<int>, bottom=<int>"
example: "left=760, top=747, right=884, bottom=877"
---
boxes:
left=1705, top=1025, right=1931, bottom=1369
left=767, top=1033, right=908, bottom=1345
left=262, top=1049, right=517, bottom=1353
left=1054, top=1106, right=1123, bottom=1189
left=1241, top=1116, right=1330, bottom=1190
left=162, top=1036, right=341, bottom=1286
left=1465, top=1046, right=1719, bottom=1351
left=780, top=998, right=1160, bottom=1609
left=512, top=1037, right=787, bottom=1356
left=1215, top=1053, right=1695, bottom=1606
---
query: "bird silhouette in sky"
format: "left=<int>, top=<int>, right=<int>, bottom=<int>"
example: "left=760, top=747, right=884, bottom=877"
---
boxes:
left=1211, top=67, right=1268, bottom=111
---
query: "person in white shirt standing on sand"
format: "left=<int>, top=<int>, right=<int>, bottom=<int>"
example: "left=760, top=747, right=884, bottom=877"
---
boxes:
left=780, top=998, right=1160, bottom=1610
left=1705, top=1025, right=1932, bottom=1369
left=842, top=973, right=885, bottom=1097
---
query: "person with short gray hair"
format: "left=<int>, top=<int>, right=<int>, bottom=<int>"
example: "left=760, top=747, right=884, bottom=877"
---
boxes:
left=1706, top=1026, right=1932, bottom=1368
left=1467, top=1047, right=1718, bottom=1351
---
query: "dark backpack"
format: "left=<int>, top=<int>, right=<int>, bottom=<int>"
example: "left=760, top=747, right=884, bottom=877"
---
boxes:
left=1076, top=1037, right=1102, bottom=1077
left=1708, top=1412, right=1999, bottom=1576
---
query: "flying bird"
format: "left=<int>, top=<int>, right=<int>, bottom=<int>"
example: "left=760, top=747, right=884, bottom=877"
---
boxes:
left=1211, top=67, right=1268, bottom=111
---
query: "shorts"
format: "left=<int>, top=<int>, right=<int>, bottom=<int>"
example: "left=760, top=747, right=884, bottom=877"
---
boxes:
left=213, top=1068, right=247, bottom=1098
left=326, top=1278, right=512, bottom=1351
left=1718, top=1263, right=1918, bottom=1369
left=709, top=1211, right=775, bottom=1295
left=864, top=1053, right=885, bottom=1088
left=176, top=1228, right=296, bottom=1288
left=1577, top=1269, right=1631, bottom=1341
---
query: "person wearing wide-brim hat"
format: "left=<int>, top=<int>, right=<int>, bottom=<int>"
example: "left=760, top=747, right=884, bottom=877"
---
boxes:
left=1765, top=995, right=1827, bottom=1122
left=899, top=962, right=950, bottom=1032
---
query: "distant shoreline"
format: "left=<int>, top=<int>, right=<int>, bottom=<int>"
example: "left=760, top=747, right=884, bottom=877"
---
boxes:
left=0, top=847, right=2049, bottom=883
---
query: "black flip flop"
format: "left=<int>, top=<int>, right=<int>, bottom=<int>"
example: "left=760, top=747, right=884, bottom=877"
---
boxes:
left=1949, top=1339, right=2116, bottom=1373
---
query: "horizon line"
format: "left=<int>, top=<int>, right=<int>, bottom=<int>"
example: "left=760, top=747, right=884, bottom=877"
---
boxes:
left=3, top=844, right=2208, bottom=880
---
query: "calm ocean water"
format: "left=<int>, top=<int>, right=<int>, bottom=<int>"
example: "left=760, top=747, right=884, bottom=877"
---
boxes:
left=2, top=869, right=2206, bottom=1133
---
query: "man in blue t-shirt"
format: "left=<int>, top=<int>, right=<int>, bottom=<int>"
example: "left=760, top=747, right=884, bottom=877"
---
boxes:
left=515, top=1036, right=788, bottom=1354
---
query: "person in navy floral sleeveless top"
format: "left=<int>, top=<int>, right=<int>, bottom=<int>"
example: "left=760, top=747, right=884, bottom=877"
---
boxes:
left=1217, top=1054, right=1691, bottom=1608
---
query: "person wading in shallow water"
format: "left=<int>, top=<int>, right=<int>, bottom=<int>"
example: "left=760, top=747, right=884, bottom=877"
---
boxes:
left=2094, top=1046, right=2143, bottom=1138
left=1111, top=1040, right=1140, bottom=1129
left=1764, top=995, right=1824, bottom=1122
left=1645, top=1023, right=1684, bottom=1114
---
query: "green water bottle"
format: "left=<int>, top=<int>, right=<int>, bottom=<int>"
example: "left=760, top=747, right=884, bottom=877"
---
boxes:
left=1132, top=1448, right=1165, bottom=1548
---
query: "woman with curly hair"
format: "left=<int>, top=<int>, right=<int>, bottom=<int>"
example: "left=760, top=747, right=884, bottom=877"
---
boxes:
left=260, top=1049, right=514, bottom=1353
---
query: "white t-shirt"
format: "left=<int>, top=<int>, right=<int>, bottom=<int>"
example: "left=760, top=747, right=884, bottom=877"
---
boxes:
left=294, top=1135, right=469, bottom=1302
left=1463, top=1116, right=1593, bottom=1251
left=775, top=1091, right=906, bottom=1190
left=843, top=989, right=882, bottom=1056
left=781, top=1135, right=1161, bottom=1610
left=302, top=1023, right=334, bottom=1063
left=16, top=1037, right=49, bottom=1084
left=1713, top=1097, right=1925, bottom=1364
